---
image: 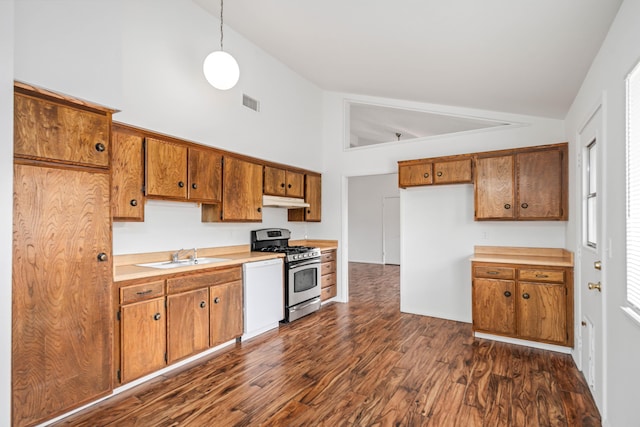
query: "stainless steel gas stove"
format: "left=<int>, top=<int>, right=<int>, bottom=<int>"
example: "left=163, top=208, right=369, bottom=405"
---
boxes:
left=251, top=228, right=321, bottom=322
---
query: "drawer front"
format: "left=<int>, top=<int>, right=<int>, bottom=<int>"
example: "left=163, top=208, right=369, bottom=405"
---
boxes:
left=473, top=265, right=515, bottom=280
left=321, top=272, right=336, bottom=289
left=321, top=250, right=336, bottom=263
left=518, top=269, right=565, bottom=283
left=321, top=261, right=336, bottom=276
left=121, top=280, right=165, bottom=304
left=167, top=266, right=242, bottom=294
left=321, top=285, right=337, bottom=301
left=399, top=162, right=433, bottom=187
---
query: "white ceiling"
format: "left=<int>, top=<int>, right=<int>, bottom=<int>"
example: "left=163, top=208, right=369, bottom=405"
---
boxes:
left=194, top=0, right=622, bottom=119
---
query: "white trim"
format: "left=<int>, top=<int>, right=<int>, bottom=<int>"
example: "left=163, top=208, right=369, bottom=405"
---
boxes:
left=473, top=332, right=573, bottom=354
left=621, top=305, right=640, bottom=327
left=340, top=175, right=350, bottom=303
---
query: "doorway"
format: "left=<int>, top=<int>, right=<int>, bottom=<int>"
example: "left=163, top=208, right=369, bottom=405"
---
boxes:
left=383, top=196, right=400, bottom=265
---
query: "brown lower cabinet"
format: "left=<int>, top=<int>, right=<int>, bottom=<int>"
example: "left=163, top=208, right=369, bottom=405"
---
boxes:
left=320, top=249, right=337, bottom=301
left=117, top=266, right=244, bottom=385
left=471, top=262, right=573, bottom=346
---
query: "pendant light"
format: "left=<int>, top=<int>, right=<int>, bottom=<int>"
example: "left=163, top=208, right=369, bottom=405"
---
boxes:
left=203, top=0, right=240, bottom=90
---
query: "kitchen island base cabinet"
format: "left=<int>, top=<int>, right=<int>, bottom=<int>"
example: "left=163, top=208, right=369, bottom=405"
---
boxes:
left=472, top=261, right=573, bottom=347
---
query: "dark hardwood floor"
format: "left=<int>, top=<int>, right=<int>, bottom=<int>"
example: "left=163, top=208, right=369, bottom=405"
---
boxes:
left=54, top=262, right=600, bottom=426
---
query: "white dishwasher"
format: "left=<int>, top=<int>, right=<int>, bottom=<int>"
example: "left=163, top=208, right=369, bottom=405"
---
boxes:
left=242, top=258, right=284, bottom=340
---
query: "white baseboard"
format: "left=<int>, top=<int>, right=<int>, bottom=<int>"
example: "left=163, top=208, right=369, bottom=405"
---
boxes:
left=474, top=332, right=573, bottom=354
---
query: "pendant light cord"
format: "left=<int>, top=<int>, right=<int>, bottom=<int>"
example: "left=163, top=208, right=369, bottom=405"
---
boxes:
left=220, top=0, right=224, bottom=51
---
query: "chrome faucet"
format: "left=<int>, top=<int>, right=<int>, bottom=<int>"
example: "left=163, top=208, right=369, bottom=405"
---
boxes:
left=172, top=248, right=197, bottom=263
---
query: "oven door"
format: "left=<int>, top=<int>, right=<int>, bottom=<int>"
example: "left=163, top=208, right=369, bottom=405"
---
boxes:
left=287, top=258, right=321, bottom=307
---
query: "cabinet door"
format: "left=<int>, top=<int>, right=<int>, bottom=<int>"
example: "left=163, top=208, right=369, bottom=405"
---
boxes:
left=221, top=157, right=263, bottom=221
left=304, top=174, right=322, bottom=222
left=433, top=159, right=472, bottom=184
left=188, top=147, right=222, bottom=203
left=210, top=281, right=244, bottom=346
left=286, top=170, right=305, bottom=198
left=145, top=137, right=188, bottom=199
left=475, top=155, right=514, bottom=219
left=517, top=282, right=567, bottom=344
left=472, top=278, right=516, bottom=335
left=263, top=166, right=287, bottom=196
left=398, top=162, right=433, bottom=187
left=112, top=129, right=145, bottom=221
left=121, top=298, right=166, bottom=383
left=516, top=149, right=565, bottom=219
left=167, top=288, right=210, bottom=363
left=14, top=93, right=110, bottom=167
left=13, top=164, right=112, bottom=426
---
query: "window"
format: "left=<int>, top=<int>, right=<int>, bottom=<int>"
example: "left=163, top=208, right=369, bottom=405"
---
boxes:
left=626, top=59, right=640, bottom=312
left=586, top=140, right=597, bottom=248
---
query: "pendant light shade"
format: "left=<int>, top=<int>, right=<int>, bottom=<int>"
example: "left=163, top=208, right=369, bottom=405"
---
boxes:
left=203, top=0, right=239, bottom=90
left=203, top=51, right=239, bottom=90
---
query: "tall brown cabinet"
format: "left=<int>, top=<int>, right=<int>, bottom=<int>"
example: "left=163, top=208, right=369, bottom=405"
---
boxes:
left=12, top=83, right=114, bottom=426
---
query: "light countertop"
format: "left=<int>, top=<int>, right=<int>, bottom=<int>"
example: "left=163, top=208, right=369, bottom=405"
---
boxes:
left=470, top=245, right=574, bottom=267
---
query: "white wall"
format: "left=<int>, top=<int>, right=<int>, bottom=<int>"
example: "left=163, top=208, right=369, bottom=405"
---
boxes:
left=348, top=173, right=399, bottom=264
left=13, top=0, right=325, bottom=255
left=0, top=2, right=14, bottom=425
left=321, top=91, right=567, bottom=312
left=564, top=0, right=640, bottom=424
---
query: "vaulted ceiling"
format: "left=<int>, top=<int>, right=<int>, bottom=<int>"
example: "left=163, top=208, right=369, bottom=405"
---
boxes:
left=194, top=0, right=622, bottom=119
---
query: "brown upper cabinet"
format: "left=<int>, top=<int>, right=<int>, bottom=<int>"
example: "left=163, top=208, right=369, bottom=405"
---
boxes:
left=112, top=126, right=145, bottom=221
left=188, top=147, right=223, bottom=203
left=202, top=156, right=263, bottom=222
left=289, top=173, right=322, bottom=222
left=145, top=137, right=188, bottom=200
left=263, top=166, right=305, bottom=198
left=474, top=144, right=567, bottom=220
left=14, top=88, right=110, bottom=168
left=398, top=156, right=472, bottom=188
left=145, top=137, right=223, bottom=203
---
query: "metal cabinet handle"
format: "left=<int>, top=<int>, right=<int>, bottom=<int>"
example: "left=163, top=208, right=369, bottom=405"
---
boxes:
left=200, top=301, right=207, bottom=308
left=153, top=313, right=161, bottom=321
left=594, top=261, right=602, bottom=270
left=535, top=274, right=549, bottom=278
left=504, top=291, right=511, bottom=297
left=288, top=184, right=292, bottom=188
left=130, top=199, right=138, bottom=207
left=178, top=181, right=185, bottom=188
left=423, top=172, right=430, bottom=178
left=521, top=203, right=529, bottom=209
left=504, top=204, right=511, bottom=209
left=136, top=289, right=153, bottom=296
left=280, top=183, right=285, bottom=188
left=588, top=282, right=602, bottom=292
left=487, top=271, right=499, bottom=275
left=257, top=207, right=262, bottom=213
left=95, top=142, right=106, bottom=152
left=437, top=171, right=443, bottom=177
left=213, top=297, right=220, bottom=304
left=192, top=183, right=198, bottom=189
left=97, top=252, right=108, bottom=262
left=522, top=293, right=530, bottom=299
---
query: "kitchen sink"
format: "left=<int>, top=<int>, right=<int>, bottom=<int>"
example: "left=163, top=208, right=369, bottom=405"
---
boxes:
left=136, top=257, right=230, bottom=269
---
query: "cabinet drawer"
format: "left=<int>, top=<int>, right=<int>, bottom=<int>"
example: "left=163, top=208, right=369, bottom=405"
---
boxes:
left=518, top=269, right=565, bottom=283
left=322, top=272, right=336, bottom=289
left=121, top=280, right=165, bottom=304
left=321, top=250, right=336, bottom=263
left=321, top=262, right=336, bottom=276
left=167, top=266, right=242, bottom=294
left=473, top=266, right=515, bottom=280
left=398, top=162, right=433, bottom=187
left=433, top=159, right=472, bottom=184
left=321, top=285, right=337, bottom=301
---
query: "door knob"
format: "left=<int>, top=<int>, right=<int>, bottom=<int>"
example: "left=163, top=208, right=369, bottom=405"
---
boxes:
left=588, top=282, right=602, bottom=292
left=594, top=261, right=602, bottom=270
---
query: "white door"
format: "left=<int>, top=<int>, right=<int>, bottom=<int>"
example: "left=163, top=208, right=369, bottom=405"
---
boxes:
left=579, top=106, right=605, bottom=412
left=383, top=196, right=400, bottom=265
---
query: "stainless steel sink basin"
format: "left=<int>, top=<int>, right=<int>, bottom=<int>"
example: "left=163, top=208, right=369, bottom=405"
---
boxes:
left=136, top=257, right=230, bottom=269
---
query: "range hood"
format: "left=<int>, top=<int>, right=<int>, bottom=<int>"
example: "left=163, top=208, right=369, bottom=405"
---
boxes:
left=262, top=195, right=310, bottom=209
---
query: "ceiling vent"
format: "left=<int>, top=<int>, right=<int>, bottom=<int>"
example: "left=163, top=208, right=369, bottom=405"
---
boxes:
left=243, top=94, right=260, bottom=112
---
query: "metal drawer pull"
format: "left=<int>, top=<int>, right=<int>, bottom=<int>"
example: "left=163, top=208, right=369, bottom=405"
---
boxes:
left=504, top=204, right=511, bottom=209
left=153, top=313, right=161, bottom=321
left=535, top=274, right=549, bottom=278
left=487, top=271, right=499, bottom=275
left=504, top=291, right=511, bottom=297
left=522, top=293, right=530, bottom=299
left=136, top=290, right=153, bottom=295
left=423, top=172, right=430, bottom=178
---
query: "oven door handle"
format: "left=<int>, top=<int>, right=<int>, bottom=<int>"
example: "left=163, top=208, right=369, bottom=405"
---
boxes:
left=289, top=259, right=320, bottom=269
